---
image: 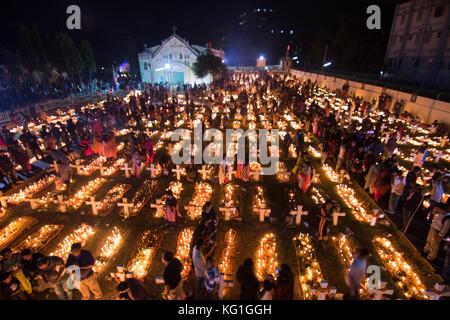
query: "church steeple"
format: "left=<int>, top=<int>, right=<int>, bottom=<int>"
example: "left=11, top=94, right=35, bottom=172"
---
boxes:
left=172, top=25, right=177, bottom=35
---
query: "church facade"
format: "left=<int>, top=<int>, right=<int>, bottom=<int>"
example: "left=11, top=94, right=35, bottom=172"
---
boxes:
left=138, top=32, right=225, bottom=85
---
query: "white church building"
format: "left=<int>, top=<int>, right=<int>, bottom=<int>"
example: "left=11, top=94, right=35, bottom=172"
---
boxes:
left=138, top=31, right=225, bottom=85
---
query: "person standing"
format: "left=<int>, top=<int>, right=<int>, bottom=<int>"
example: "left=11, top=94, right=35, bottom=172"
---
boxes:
left=345, top=248, right=370, bottom=300
left=423, top=204, right=450, bottom=261
left=318, top=201, right=333, bottom=241
left=162, top=251, right=185, bottom=300
left=65, top=243, right=103, bottom=300
left=425, top=173, right=445, bottom=222
left=236, top=258, right=259, bottom=300
left=273, top=263, right=294, bottom=300
left=388, top=170, right=404, bottom=214
left=163, top=190, right=182, bottom=230
left=204, top=256, right=220, bottom=300
left=192, top=238, right=206, bottom=300
left=402, top=184, right=424, bottom=233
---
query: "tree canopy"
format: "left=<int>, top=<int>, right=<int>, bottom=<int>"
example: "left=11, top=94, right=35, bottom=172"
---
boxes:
left=191, top=53, right=227, bottom=80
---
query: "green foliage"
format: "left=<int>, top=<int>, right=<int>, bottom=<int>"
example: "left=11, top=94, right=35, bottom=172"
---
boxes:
left=80, top=40, right=97, bottom=73
left=192, top=53, right=227, bottom=80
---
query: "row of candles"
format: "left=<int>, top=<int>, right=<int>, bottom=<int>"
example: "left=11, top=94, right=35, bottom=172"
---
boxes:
left=255, top=233, right=279, bottom=282
left=93, top=184, right=131, bottom=216
left=186, top=182, right=213, bottom=219
left=126, top=230, right=163, bottom=279
left=6, top=174, right=57, bottom=204
left=372, top=237, right=426, bottom=299
left=68, top=177, right=107, bottom=211
left=218, top=229, right=237, bottom=291
left=49, top=223, right=95, bottom=261
left=14, top=224, right=63, bottom=253
left=0, top=217, right=38, bottom=250
left=175, top=227, right=194, bottom=280
left=252, top=186, right=269, bottom=215
left=335, top=184, right=372, bottom=224
left=101, top=158, right=126, bottom=176
left=121, top=179, right=159, bottom=217
left=292, top=233, right=325, bottom=300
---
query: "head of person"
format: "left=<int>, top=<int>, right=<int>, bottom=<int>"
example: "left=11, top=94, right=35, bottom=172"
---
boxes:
left=242, top=258, right=254, bottom=273
left=263, top=279, right=273, bottom=292
left=70, top=243, right=82, bottom=257
left=1, top=248, right=12, bottom=260
left=36, top=256, right=50, bottom=269
left=206, top=256, right=214, bottom=269
left=165, top=190, right=173, bottom=198
left=117, top=281, right=130, bottom=294
left=195, top=238, right=205, bottom=250
left=21, top=249, right=32, bottom=261
left=358, top=248, right=371, bottom=261
left=203, top=201, right=213, bottom=213
left=162, top=251, right=174, bottom=265
left=413, top=166, right=420, bottom=173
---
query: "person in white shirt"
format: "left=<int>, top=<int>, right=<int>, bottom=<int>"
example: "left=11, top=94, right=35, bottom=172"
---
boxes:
left=388, top=170, right=404, bottom=214
left=345, top=248, right=370, bottom=300
left=425, top=173, right=446, bottom=222
left=424, top=204, right=450, bottom=261
left=192, top=238, right=206, bottom=300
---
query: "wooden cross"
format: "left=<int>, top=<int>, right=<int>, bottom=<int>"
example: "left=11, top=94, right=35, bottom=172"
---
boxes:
left=370, top=208, right=384, bottom=226
left=118, top=198, right=134, bottom=218
left=0, top=191, right=8, bottom=208
left=86, top=196, right=101, bottom=215
left=310, top=280, right=337, bottom=300
left=332, top=211, right=346, bottom=226
left=121, top=163, right=133, bottom=178
left=367, top=280, right=394, bottom=300
left=147, top=164, right=160, bottom=178
left=54, top=195, right=67, bottom=213
left=198, top=165, right=212, bottom=180
left=184, top=201, right=198, bottom=220
left=144, top=128, right=152, bottom=136
left=219, top=206, right=236, bottom=221
left=227, top=166, right=236, bottom=182
left=172, top=25, right=177, bottom=34
left=435, top=151, right=443, bottom=163
left=254, top=207, right=271, bottom=222
left=72, top=163, right=85, bottom=175
left=151, top=198, right=165, bottom=218
left=250, top=166, right=262, bottom=181
left=24, top=197, right=40, bottom=210
left=423, top=283, right=450, bottom=300
left=290, top=205, right=309, bottom=225
left=172, top=165, right=186, bottom=181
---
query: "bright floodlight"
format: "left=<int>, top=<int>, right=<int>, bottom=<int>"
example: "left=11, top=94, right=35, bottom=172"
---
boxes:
left=259, top=55, right=264, bottom=60
left=323, top=62, right=332, bottom=67
left=165, top=63, right=170, bottom=69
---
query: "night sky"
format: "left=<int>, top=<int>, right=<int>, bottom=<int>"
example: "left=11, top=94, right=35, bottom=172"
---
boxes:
left=1, top=0, right=400, bottom=67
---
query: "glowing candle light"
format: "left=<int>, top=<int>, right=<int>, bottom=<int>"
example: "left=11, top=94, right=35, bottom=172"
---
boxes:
left=255, top=233, right=279, bottom=282
left=14, top=224, right=63, bottom=253
left=49, top=224, right=95, bottom=261
left=94, top=227, right=123, bottom=273
left=0, top=217, right=38, bottom=251
left=175, top=228, right=194, bottom=280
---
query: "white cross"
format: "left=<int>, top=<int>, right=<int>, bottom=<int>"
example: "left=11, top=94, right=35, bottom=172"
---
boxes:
left=423, top=283, right=450, bottom=300
left=382, top=133, right=390, bottom=144
left=310, top=280, right=337, bottom=300
left=290, top=205, right=309, bottom=225
left=198, top=165, right=212, bottom=180
left=24, top=197, right=40, bottom=210
left=86, top=196, right=101, bottom=215
left=121, top=163, right=133, bottom=178
left=0, top=191, right=8, bottom=208
left=54, top=195, right=67, bottom=213
left=435, top=151, right=443, bottom=163
left=369, top=208, right=384, bottom=226
left=367, top=280, right=394, bottom=300
left=332, top=211, right=346, bottom=226
left=219, top=273, right=233, bottom=300
left=254, top=207, right=271, bottom=222
left=99, top=163, right=108, bottom=176
left=277, top=169, right=290, bottom=182
left=146, top=164, right=160, bottom=178
left=118, top=198, right=134, bottom=218
left=250, top=167, right=262, bottom=181
left=151, top=198, right=165, bottom=218
left=172, top=165, right=186, bottom=181
left=72, top=163, right=85, bottom=175
left=227, top=167, right=236, bottom=182
left=144, top=128, right=152, bottom=136
left=219, top=206, right=236, bottom=221
left=184, top=201, right=198, bottom=220
left=380, top=123, right=386, bottom=132
left=50, top=160, right=59, bottom=172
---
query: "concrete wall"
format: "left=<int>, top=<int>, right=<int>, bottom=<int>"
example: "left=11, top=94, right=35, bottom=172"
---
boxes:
left=290, top=69, right=450, bottom=125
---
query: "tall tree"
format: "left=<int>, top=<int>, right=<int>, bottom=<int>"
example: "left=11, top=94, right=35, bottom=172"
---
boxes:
left=80, top=39, right=97, bottom=73
left=192, top=53, right=227, bottom=80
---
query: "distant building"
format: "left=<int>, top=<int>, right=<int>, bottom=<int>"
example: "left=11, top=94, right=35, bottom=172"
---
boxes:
left=138, top=31, right=225, bottom=85
left=384, top=0, right=450, bottom=90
